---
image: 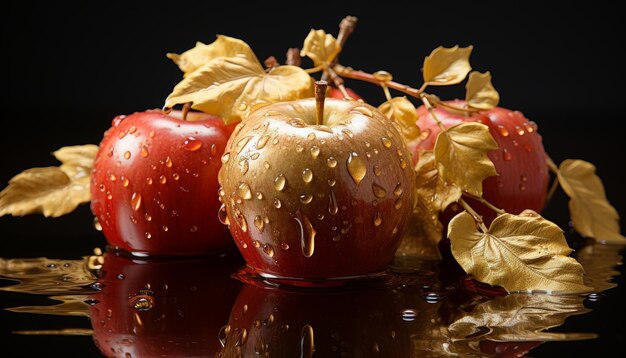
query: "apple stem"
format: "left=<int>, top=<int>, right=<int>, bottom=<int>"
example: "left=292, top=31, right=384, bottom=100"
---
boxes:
left=315, top=80, right=328, bottom=125
left=264, top=56, right=279, bottom=70
left=321, top=16, right=357, bottom=82
left=286, top=48, right=301, bottom=66
left=458, top=198, right=489, bottom=233
left=182, top=102, right=192, bottom=121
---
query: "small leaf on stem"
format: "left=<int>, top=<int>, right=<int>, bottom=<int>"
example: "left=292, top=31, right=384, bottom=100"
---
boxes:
left=465, top=71, right=500, bottom=110
left=414, top=151, right=462, bottom=213
left=301, top=29, right=341, bottom=67
left=423, top=45, right=473, bottom=86
left=378, top=97, right=421, bottom=142
left=0, top=145, right=98, bottom=218
left=434, top=122, right=498, bottom=197
left=449, top=210, right=592, bottom=293
left=557, top=159, right=626, bottom=244
left=167, top=35, right=258, bottom=76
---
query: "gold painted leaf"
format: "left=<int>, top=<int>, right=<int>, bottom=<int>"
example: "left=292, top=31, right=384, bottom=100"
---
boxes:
left=378, top=97, right=421, bottom=142
left=465, top=71, right=500, bottom=110
left=434, top=122, right=498, bottom=197
left=0, top=145, right=96, bottom=218
left=558, top=159, right=626, bottom=244
left=165, top=56, right=314, bottom=123
left=300, top=29, right=341, bottom=67
left=423, top=45, right=473, bottom=86
left=167, top=35, right=258, bottom=76
left=448, top=211, right=592, bottom=293
left=414, top=151, right=462, bottom=213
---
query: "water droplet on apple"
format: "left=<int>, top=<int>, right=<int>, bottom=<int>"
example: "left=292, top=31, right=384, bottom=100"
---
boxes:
left=294, top=211, right=316, bottom=258
left=172, top=173, right=180, bottom=181
left=93, top=217, right=102, bottom=231
left=281, top=242, right=290, bottom=250
left=512, top=139, right=519, bottom=147
left=236, top=136, right=252, bottom=154
left=237, top=182, right=252, bottom=200
left=317, top=213, right=325, bottom=220
left=263, top=161, right=271, bottom=170
left=503, top=148, right=512, bottom=161
left=399, top=158, right=407, bottom=169
left=253, top=240, right=261, bottom=248
left=496, top=124, right=509, bottom=137
left=263, top=243, right=275, bottom=257
left=165, top=156, right=173, bottom=168
left=374, top=211, right=382, bottom=226
left=239, top=158, right=249, bottom=174
left=130, top=216, right=137, bottom=224
left=124, top=151, right=131, bottom=160
left=326, top=157, right=337, bottom=168
left=351, top=105, right=373, bottom=117
left=372, top=182, right=387, bottom=198
left=159, top=175, right=167, bottom=184
left=221, top=152, right=231, bottom=164
left=302, top=168, right=313, bottom=183
left=256, top=135, right=270, bottom=149
left=238, top=102, right=248, bottom=111
left=328, top=179, right=336, bottom=187
left=274, top=174, right=286, bottom=191
left=120, top=176, right=129, bottom=187
left=393, top=183, right=402, bottom=196
left=183, top=137, right=203, bottom=151
left=310, top=146, right=320, bottom=159
left=521, top=174, right=528, bottom=182
left=161, top=226, right=168, bottom=232
left=190, top=225, right=198, bottom=232
left=515, top=125, right=525, bottom=135
left=374, top=165, right=382, bottom=176
left=118, top=130, right=128, bottom=139
left=381, top=137, right=392, bottom=148
left=289, top=118, right=306, bottom=128
left=519, top=183, right=526, bottom=191
left=131, top=192, right=142, bottom=211
left=299, top=194, right=313, bottom=204
left=347, top=152, right=366, bottom=185
left=273, top=198, right=282, bottom=208
left=307, top=132, right=316, bottom=140
left=420, top=128, right=431, bottom=140
left=328, top=190, right=338, bottom=215
left=296, top=143, right=304, bottom=152
left=99, top=183, right=106, bottom=192
left=218, top=205, right=230, bottom=225
left=254, top=215, right=264, bottom=232
left=144, top=213, right=152, bottom=222
left=112, top=115, right=126, bottom=127
left=144, top=232, right=151, bottom=239
left=392, top=226, right=399, bottom=235
left=394, top=198, right=403, bottom=210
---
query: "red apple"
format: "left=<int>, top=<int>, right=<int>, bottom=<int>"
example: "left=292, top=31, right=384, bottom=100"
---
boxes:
left=410, top=100, right=549, bottom=223
left=90, top=109, right=236, bottom=256
left=218, top=98, right=415, bottom=281
left=89, top=251, right=244, bottom=357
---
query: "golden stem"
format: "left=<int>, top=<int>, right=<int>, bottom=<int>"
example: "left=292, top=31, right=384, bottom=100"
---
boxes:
left=458, top=198, right=489, bottom=233
left=321, top=16, right=358, bottom=82
left=182, top=102, right=192, bottom=121
left=382, top=84, right=392, bottom=101
left=305, top=65, right=324, bottom=74
left=334, top=64, right=423, bottom=97
left=285, top=48, right=301, bottom=66
left=420, top=95, right=447, bottom=132
left=315, top=80, right=328, bottom=125
left=463, top=193, right=506, bottom=215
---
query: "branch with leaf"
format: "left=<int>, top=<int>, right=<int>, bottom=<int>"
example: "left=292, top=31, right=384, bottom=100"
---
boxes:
left=1, top=16, right=623, bottom=295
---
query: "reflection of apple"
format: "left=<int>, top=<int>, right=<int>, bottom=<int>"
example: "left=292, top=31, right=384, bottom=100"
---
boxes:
left=88, top=251, right=243, bottom=358
left=90, top=109, right=236, bottom=256
left=218, top=97, right=415, bottom=280
left=218, top=282, right=415, bottom=357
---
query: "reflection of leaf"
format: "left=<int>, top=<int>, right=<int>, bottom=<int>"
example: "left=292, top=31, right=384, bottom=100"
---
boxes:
left=8, top=295, right=91, bottom=318
left=465, top=71, right=499, bottom=110
left=574, top=242, right=626, bottom=292
left=423, top=45, right=473, bottom=86
left=434, top=122, right=498, bottom=197
left=558, top=159, right=626, bottom=244
left=449, top=211, right=592, bottom=293
left=378, top=97, right=421, bottom=142
left=0, top=145, right=97, bottom=217
left=300, top=29, right=341, bottom=67
left=167, top=35, right=258, bottom=76
left=165, top=56, right=314, bottom=123
left=447, top=294, right=592, bottom=343
left=397, top=202, right=443, bottom=259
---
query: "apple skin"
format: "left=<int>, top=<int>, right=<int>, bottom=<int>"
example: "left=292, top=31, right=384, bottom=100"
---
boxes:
left=88, top=251, right=244, bottom=358
left=218, top=282, right=414, bottom=357
left=90, top=109, right=236, bottom=256
left=410, top=100, right=549, bottom=223
left=218, top=98, right=415, bottom=280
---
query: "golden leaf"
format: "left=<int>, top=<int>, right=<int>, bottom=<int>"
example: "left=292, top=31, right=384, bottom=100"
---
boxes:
left=448, top=211, right=592, bottom=293
left=397, top=202, right=444, bottom=259
left=558, top=159, right=626, bottom=244
left=0, top=144, right=97, bottom=218
left=300, top=29, right=341, bottom=67
left=415, top=151, right=462, bottom=213
left=575, top=242, right=626, bottom=292
left=434, top=122, right=498, bottom=197
left=378, top=97, right=421, bottom=142
left=167, top=35, right=258, bottom=76
left=465, top=71, right=500, bottom=110
left=165, top=56, right=314, bottom=123
left=422, top=45, right=473, bottom=86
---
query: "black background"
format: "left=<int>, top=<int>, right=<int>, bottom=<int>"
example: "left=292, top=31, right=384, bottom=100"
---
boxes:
left=1, top=1, right=625, bottom=357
